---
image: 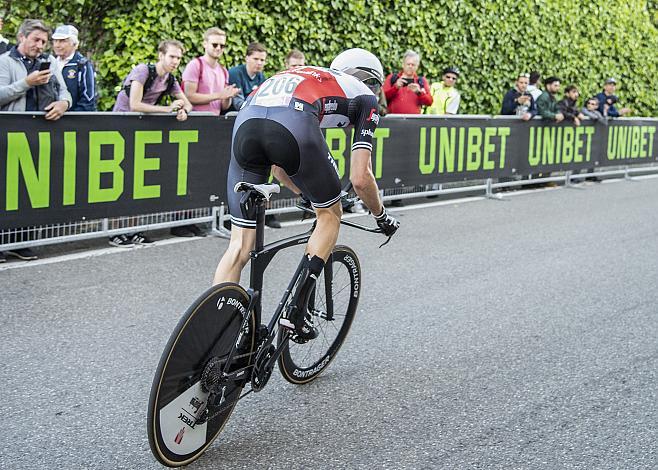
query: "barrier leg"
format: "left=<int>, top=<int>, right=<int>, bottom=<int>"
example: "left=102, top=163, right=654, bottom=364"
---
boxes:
left=624, top=166, right=639, bottom=182
left=485, top=178, right=505, bottom=201
left=211, top=205, right=231, bottom=239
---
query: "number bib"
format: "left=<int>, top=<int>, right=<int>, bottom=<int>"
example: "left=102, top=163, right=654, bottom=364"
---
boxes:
left=252, top=74, right=305, bottom=107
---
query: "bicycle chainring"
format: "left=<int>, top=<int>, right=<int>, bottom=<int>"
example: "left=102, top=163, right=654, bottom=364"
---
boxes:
left=251, top=344, right=276, bottom=392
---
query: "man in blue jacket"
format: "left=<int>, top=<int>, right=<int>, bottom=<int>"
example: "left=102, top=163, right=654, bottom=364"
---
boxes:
left=52, top=25, right=96, bottom=111
left=595, top=78, right=630, bottom=118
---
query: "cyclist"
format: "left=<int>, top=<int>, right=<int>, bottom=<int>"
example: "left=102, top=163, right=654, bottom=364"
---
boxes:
left=213, top=48, right=400, bottom=341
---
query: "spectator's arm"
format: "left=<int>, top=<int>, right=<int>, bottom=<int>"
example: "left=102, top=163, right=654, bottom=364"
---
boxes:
left=500, top=90, right=517, bottom=115
left=527, top=96, right=538, bottom=118
left=607, top=104, right=620, bottom=117
left=171, top=90, right=193, bottom=113
left=536, top=94, right=556, bottom=120
left=231, top=91, right=245, bottom=111
left=184, top=81, right=216, bottom=105
left=417, top=79, right=433, bottom=106
left=128, top=81, right=171, bottom=113
left=76, top=61, right=97, bottom=111
left=0, top=57, right=31, bottom=106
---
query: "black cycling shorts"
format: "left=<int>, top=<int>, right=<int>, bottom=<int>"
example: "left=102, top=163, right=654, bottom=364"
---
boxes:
left=227, top=105, right=342, bottom=229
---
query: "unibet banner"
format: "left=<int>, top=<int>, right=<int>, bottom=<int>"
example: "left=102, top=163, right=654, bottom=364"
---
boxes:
left=1, top=114, right=231, bottom=229
left=1, top=113, right=657, bottom=229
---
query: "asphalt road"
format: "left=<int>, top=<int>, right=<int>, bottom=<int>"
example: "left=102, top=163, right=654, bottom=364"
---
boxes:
left=1, top=178, right=657, bottom=469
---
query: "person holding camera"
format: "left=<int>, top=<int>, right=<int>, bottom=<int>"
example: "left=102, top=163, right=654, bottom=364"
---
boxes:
left=595, top=78, right=631, bottom=118
left=500, top=72, right=537, bottom=121
left=383, top=50, right=432, bottom=114
left=0, top=19, right=71, bottom=118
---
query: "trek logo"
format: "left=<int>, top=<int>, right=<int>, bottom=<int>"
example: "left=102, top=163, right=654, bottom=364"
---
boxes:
left=327, top=153, right=339, bottom=176
left=361, top=129, right=375, bottom=138
left=178, top=412, right=196, bottom=428
left=324, top=99, right=338, bottom=113
left=367, top=108, right=380, bottom=124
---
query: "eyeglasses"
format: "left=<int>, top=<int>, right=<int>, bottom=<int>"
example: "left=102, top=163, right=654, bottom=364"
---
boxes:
left=211, top=43, right=226, bottom=49
left=363, top=77, right=382, bottom=92
left=518, top=73, right=530, bottom=78
left=444, top=75, right=457, bottom=81
left=587, top=101, right=598, bottom=106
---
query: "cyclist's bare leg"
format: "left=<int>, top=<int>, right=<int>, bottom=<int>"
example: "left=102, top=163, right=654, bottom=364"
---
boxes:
left=213, top=226, right=255, bottom=284
left=305, top=201, right=342, bottom=261
left=271, top=165, right=302, bottom=195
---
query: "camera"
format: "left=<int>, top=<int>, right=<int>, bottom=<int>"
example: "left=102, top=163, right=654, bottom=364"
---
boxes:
left=606, top=95, right=619, bottom=105
left=401, top=77, right=414, bottom=87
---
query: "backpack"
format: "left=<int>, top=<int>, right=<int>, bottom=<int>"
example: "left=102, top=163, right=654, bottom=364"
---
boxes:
left=123, top=63, right=176, bottom=105
left=390, top=73, right=425, bottom=89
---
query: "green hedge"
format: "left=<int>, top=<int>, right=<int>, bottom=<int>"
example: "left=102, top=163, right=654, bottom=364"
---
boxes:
left=5, top=0, right=658, bottom=114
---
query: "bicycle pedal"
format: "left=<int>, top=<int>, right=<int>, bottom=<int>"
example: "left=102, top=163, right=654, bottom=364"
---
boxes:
left=279, top=318, right=295, bottom=330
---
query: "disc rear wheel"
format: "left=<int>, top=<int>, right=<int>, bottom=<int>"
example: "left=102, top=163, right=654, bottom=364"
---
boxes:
left=147, top=283, right=255, bottom=467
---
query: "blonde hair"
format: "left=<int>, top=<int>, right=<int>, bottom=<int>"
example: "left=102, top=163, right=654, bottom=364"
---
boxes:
left=203, top=27, right=226, bottom=41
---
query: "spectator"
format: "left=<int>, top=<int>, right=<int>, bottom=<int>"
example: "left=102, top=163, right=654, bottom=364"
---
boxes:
left=0, top=19, right=72, bottom=261
left=284, top=49, right=305, bottom=68
left=535, top=76, right=564, bottom=122
left=595, top=78, right=631, bottom=117
left=425, top=66, right=460, bottom=115
left=580, top=96, right=606, bottom=182
left=500, top=72, right=537, bottom=121
left=111, top=39, right=193, bottom=247
left=557, top=85, right=585, bottom=126
left=581, top=96, right=606, bottom=122
left=113, top=39, right=192, bottom=118
left=383, top=50, right=432, bottom=114
left=183, top=27, right=238, bottom=115
left=52, top=25, right=96, bottom=111
left=0, top=12, right=11, bottom=54
left=527, top=71, right=542, bottom=101
left=229, top=41, right=267, bottom=111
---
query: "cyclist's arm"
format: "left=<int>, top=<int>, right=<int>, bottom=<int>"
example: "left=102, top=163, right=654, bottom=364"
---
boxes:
left=350, top=148, right=383, bottom=216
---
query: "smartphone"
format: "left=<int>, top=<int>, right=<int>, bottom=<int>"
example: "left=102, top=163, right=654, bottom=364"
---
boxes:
left=38, top=61, right=51, bottom=72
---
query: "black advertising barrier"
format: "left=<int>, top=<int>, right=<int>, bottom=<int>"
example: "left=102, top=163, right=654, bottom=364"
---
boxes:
left=1, top=113, right=657, bottom=229
left=0, top=113, right=232, bottom=229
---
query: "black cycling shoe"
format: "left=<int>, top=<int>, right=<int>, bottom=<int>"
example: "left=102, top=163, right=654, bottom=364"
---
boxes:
left=280, top=305, right=318, bottom=343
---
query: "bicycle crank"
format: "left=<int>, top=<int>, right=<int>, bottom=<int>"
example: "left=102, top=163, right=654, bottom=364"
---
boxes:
left=251, top=344, right=276, bottom=392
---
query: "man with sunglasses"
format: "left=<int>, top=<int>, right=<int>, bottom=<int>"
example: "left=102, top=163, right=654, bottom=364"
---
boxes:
left=213, top=48, right=399, bottom=341
left=182, top=27, right=239, bottom=115
left=425, top=66, right=461, bottom=115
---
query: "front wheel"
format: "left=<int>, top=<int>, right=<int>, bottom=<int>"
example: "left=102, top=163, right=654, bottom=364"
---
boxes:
left=147, top=283, right=256, bottom=467
left=278, top=245, right=361, bottom=384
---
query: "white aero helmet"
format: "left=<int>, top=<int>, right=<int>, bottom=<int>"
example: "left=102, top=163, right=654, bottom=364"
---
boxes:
left=330, top=48, right=384, bottom=86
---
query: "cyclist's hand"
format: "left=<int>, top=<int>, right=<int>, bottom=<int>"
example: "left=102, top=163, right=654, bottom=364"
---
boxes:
left=373, top=207, right=400, bottom=236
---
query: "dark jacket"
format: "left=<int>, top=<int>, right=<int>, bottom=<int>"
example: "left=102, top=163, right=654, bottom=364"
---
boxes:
left=60, top=51, right=96, bottom=111
left=557, top=97, right=580, bottom=121
left=535, top=90, right=560, bottom=120
left=501, top=87, right=537, bottom=117
left=595, top=92, right=620, bottom=117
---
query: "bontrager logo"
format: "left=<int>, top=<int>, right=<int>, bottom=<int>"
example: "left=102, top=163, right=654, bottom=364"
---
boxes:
left=292, top=355, right=331, bottom=378
left=343, top=254, right=359, bottom=298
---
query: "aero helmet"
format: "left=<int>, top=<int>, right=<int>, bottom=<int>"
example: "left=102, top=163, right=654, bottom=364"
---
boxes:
left=330, top=48, right=384, bottom=86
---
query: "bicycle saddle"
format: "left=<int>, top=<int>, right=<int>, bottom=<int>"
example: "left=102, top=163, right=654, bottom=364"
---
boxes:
left=234, top=182, right=281, bottom=201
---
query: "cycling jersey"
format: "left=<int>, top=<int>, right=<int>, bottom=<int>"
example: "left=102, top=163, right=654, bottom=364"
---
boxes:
left=228, top=66, right=380, bottom=229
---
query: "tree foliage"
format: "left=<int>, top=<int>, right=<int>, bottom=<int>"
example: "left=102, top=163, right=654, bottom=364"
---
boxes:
left=5, top=0, right=658, bottom=113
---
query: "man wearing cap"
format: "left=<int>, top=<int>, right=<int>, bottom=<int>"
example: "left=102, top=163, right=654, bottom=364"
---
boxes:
left=425, top=66, right=461, bottom=115
left=0, top=18, right=71, bottom=116
left=595, top=78, right=631, bottom=117
left=52, top=24, right=96, bottom=111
